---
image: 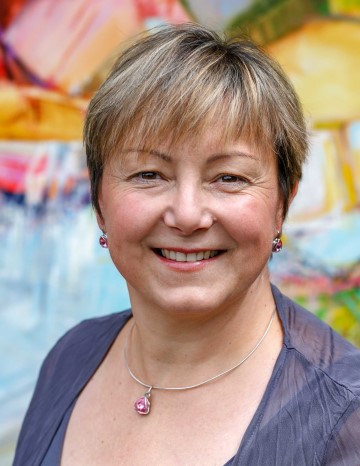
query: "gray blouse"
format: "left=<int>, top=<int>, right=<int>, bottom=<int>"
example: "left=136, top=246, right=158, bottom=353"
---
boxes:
left=14, top=286, right=360, bottom=465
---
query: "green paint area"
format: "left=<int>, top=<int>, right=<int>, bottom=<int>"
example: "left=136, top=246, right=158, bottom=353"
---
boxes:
left=296, top=288, right=360, bottom=347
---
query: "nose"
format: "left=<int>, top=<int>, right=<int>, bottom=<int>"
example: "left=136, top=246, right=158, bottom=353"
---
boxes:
left=163, top=182, right=214, bottom=235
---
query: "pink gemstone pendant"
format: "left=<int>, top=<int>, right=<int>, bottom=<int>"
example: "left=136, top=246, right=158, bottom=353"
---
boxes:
left=99, top=234, right=108, bottom=248
left=134, top=390, right=151, bottom=415
left=272, top=237, right=283, bottom=253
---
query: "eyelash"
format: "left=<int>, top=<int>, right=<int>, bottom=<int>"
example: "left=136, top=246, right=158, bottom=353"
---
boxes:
left=133, top=171, right=161, bottom=181
left=217, top=174, right=249, bottom=184
left=130, top=172, right=249, bottom=188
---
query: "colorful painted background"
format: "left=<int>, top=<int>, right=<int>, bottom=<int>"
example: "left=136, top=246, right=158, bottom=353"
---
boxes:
left=1, top=0, right=360, bottom=463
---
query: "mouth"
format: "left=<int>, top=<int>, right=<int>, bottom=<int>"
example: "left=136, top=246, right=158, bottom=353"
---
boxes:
left=154, top=248, right=225, bottom=262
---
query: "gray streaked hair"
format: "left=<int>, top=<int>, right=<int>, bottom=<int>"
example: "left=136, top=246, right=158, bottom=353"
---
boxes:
left=85, top=22, right=308, bottom=218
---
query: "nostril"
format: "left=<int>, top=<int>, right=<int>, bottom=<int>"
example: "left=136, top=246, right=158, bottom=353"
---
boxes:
left=163, top=206, right=215, bottom=234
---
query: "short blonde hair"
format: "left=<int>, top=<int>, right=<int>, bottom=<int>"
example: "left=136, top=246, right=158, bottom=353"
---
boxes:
left=85, top=23, right=308, bottom=218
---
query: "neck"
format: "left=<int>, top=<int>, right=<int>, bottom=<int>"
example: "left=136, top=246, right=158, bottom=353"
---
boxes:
left=125, top=281, right=281, bottom=388
left=126, top=307, right=276, bottom=390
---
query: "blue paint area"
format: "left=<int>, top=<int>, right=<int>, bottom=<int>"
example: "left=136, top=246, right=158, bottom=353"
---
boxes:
left=0, top=201, right=130, bottom=462
left=349, top=121, right=360, bottom=148
left=296, top=212, right=360, bottom=269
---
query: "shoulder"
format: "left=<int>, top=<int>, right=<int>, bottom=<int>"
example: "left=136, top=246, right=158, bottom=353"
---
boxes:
left=38, top=310, right=132, bottom=383
left=321, top=395, right=360, bottom=465
left=45, top=310, right=132, bottom=366
left=271, top=286, right=360, bottom=464
left=273, top=285, right=360, bottom=396
left=57, top=309, right=132, bottom=345
left=13, top=310, right=132, bottom=466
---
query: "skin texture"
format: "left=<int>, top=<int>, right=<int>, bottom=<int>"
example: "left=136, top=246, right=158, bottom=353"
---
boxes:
left=97, top=128, right=283, bottom=328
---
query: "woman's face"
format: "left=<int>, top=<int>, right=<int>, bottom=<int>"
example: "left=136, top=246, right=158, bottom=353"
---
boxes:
left=97, top=128, right=283, bottom=316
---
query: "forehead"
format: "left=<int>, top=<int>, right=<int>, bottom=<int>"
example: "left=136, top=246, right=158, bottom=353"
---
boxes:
left=118, top=124, right=275, bottom=167
left=158, top=126, right=255, bottom=155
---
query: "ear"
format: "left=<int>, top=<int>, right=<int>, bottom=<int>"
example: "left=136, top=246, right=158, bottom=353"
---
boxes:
left=96, top=210, right=105, bottom=232
left=275, top=205, right=284, bottom=235
left=276, top=181, right=299, bottom=232
left=95, top=186, right=105, bottom=232
left=289, top=181, right=299, bottom=204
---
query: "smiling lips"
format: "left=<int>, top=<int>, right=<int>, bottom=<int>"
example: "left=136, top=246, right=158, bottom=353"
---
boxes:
left=159, top=249, right=221, bottom=262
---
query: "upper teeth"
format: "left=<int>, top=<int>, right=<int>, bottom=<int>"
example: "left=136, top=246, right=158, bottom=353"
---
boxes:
left=161, top=249, right=219, bottom=262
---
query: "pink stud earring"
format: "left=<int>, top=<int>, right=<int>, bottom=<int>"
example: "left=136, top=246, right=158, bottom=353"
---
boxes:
left=272, top=236, right=282, bottom=253
left=99, top=233, right=108, bottom=248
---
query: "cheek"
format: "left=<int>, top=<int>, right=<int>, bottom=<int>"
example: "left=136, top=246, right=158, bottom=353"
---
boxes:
left=221, top=197, right=278, bottom=243
left=104, top=193, right=159, bottom=243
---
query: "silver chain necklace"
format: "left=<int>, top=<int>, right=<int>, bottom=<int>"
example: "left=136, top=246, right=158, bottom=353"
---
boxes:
left=124, top=307, right=276, bottom=415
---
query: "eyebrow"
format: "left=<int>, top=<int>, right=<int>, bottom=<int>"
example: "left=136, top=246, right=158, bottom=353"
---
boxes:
left=123, top=148, right=172, bottom=162
left=122, top=149, right=257, bottom=163
left=206, top=151, right=258, bottom=163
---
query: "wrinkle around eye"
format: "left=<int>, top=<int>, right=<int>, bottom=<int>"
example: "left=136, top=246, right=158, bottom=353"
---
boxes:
left=133, top=171, right=162, bottom=181
left=127, top=171, right=171, bottom=189
left=212, top=175, right=251, bottom=192
left=220, top=175, right=249, bottom=183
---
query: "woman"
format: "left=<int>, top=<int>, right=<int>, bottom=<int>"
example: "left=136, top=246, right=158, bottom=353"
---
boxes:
left=14, top=23, right=360, bottom=465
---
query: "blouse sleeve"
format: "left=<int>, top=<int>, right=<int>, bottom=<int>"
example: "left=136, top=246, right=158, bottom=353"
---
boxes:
left=323, top=396, right=360, bottom=465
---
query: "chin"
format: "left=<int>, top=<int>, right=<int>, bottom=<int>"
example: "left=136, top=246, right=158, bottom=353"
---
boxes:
left=155, top=290, right=229, bottom=320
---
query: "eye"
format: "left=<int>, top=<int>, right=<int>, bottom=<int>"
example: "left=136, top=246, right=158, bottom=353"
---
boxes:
left=221, top=175, right=241, bottom=183
left=129, top=171, right=166, bottom=186
left=136, top=171, right=161, bottom=180
left=219, top=174, right=248, bottom=184
left=213, top=173, right=250, bottom=192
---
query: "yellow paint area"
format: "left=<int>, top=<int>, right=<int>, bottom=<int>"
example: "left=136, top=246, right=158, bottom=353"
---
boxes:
left=266, top=19, right=360, bottom=124
left=329, top=0, right=360, bottom=16
left=0, top=84, right=86, bottom=140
